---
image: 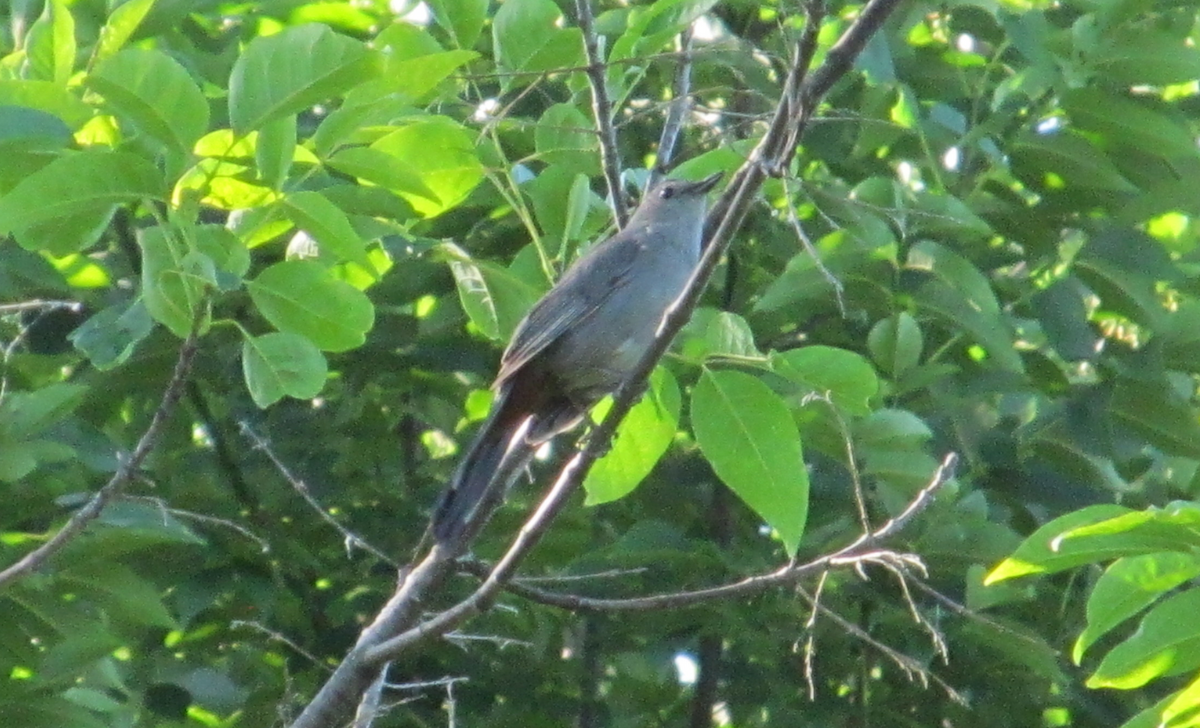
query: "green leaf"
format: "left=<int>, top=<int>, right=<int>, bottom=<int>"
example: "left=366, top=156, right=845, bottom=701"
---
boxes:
left=228, top=24, right=383, bottom=134
left=985, top=505, right=1136, bottom=583
left=1011, top=130, right=1136, bottom=193
left=702, top=311, right=761, bottom=360
left=910, top=191, right=993, bottom=242
left=139, top=226, right=213, bottom=337
left=611, top=0, right=719, bottom=62
left=1075, top=257, right=1165, bottom=330
left=1111, top=379, right=1200, bottom=459
left=246, top=260, right=375, bottom=352
left=861, top=450, right=945, bottom=509
left=907, top=240, right=1000, bottom=316
left=911, top=279, right=1023, bottom=372
left=855, top=408, right=933, bottom=448
left=0, top=150, right=162, bottom=238
left=255, top=114, right=296, bottom=190
left=61, top=563, right=178, bottom=629
left=427, top=0, right=488, bottom=49
left=1061, top=503, right=1200, bottom=550
left=374, top=20, right=443, bottom=60
left=1063, top=88, right=1199, bottom=160
left=584, top=368, right=681, bottom=505
left=524, top=165, right=604, bottom=255
left=311, top=92, right=414, bottom=157
left=68, top=298, right=155, bottom=370
left=91, top=500, right=204, bottom=544
left=0, top=80, right=92, bottom=129
left=282, top=190, right=374, bottom=275
left=0, top=699, right=111, bottom=728
left=1074, top=553, right=1200, bottom=664
left=191, top=224, right=250, bottom=278
left=868, top=312, right=923, bottom=376
left=87, top=48, right=210, bottom=155
left=388, top=49, right=478, bottom=103
left=1092, top=34, right=1200, bottom=87
left=321, top=184, right=416, bottom=222
left=38, top=625, right=124, bottom=684
left=0, top=383, right=87, bottom=440
left=13, top=206, right=117, bottom=256
left=326, top=146, right=439, bottom=201
left=534, top=103, right=599, bottom=173
left=771, top=346, right=879, bottom=415
left=0, top=104, right=71, bottom=150
left=561, top=172, right=594, bottom=246
left=369, top=117, right=484, bottom=216
left=492, top=0, right=584, bottom=78
left=1162, top=673, right=1200, bottom=727
left=691, top=369, right=808, bottom=555
left=440, top=242, right=540, bottom=341
left=242, top=332, right=329, bottom=407
left=1033, top=277, right=1098, bottom=361
left=0, top=442, right=39, bottom=482
left=1088, top=588, right=1200, bottom=689
left=25, top=0, right=76, bottom=85
left=93, top=0, right=156, bottom=63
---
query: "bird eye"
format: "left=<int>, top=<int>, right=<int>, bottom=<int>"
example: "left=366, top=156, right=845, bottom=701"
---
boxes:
left=660, top=185, right=676, bottom=199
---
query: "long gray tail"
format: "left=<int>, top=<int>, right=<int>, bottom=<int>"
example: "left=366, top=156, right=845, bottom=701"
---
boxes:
left=432, top=386, right=536, bottom=545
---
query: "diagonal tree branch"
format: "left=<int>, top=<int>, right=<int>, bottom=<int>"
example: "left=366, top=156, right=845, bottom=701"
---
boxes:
left=0, top=307, right=205, bottom=591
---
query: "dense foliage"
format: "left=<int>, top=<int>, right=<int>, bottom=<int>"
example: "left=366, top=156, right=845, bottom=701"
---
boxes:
left=3, top=0, right=1200, bottom=726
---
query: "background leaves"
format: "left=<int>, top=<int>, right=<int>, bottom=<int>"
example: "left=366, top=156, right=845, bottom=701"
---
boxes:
left=1, top=0, right=1200, bottom=726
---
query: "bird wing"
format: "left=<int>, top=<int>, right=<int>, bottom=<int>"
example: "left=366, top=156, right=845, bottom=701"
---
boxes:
left=493, top=232, right=643, bottom=388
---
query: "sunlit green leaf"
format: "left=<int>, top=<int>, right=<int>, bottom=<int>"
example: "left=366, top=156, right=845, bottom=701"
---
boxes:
left=692, top=368, right=808, bottom=556
left=228, top=24, right=383, bottom=134
left=246, top=260, right=374, bottom=352
left=242, top=332, right=329, bottom=407
left=585, top=368, right=681, bottom=505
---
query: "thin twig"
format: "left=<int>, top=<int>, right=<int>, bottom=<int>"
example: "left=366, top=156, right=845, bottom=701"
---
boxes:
left=0, top=308, right=205, bottom=591
left=574, top=0, right=628, bottom=224
left=459, top=48, right=743, bottom=82
left=906, top=579, right=1047, bottom=652
left=233, top=620, right=329, bottom=670
left=444, top=632, right=532, bottom=650
left=0, top=299, right=82, bottom=314
left=515, top=567, right=650, bottom=583
left=782, top=175, right=847, bottom=315
left=385, top=676, right=468, bottom=692
left=651, top=26, right=695, bottom=187
left=457, top=558, right=648, bottom=584
left=801, top=570, right=830, bottom=700
left=240, top=422, right=396, bottom=567
left=122, top=494, right=270, bottom=553
left=869, top=559, right=948, bottom=663
left=351, top=663, right=389, bottom=728
left=803, top=391, right=868, bottom=530
left=794, top=587, right=968, bottom=705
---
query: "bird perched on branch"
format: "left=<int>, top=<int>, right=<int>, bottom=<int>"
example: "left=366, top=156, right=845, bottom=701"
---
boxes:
left=431, top=171, right=723, bottom=546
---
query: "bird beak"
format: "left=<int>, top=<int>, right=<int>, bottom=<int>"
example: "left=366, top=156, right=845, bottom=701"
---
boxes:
left=685, top=171, right=723, bottom=194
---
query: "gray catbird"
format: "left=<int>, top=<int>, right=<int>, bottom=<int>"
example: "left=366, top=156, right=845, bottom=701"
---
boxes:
left=431, top=171, right=723, bottom=545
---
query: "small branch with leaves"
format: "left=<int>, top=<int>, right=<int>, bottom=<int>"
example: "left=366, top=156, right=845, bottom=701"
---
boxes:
left=0, top=305, right=206, bottom=591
